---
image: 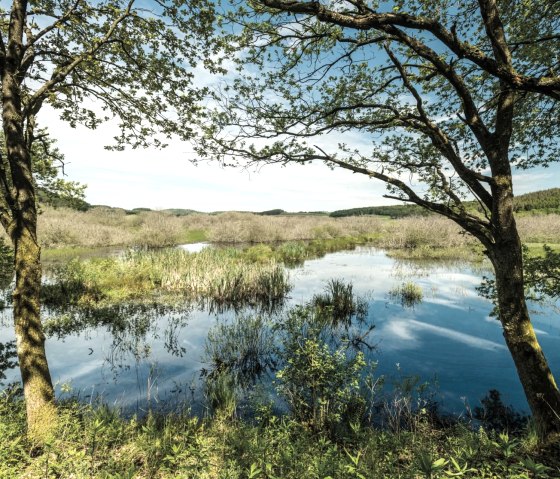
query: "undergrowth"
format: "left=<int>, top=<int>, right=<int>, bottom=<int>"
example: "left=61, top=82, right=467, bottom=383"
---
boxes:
left=1, top=386, right=558, bottom=479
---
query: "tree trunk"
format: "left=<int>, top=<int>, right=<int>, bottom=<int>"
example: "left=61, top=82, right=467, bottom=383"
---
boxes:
left=489, top=233, right=560, bottom=438
left=1, top=0, right=57, bottom=440
left=11, top=217, right=57, bottom=442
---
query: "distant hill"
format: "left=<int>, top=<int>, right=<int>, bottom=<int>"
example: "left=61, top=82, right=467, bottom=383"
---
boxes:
left=161, top=208, right=200, bottom=216
left=330, top=204, right=429, bottom=218
left=258, top=209, right=285, bottom=216
left=40, top=187, right=560, bottom=217
left=329, top=188, right=560, bottom=218
left=512, top=188, right=560, bottom=213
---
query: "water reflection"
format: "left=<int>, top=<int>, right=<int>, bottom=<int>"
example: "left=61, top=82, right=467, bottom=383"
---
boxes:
left=0, top=246, right=558, bottom=415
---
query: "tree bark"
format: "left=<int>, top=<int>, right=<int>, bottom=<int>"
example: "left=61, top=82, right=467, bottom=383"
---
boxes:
left=489, top=229, right=560, bottom=437
left=10, top=218, right=57, bottom=442
left=1, top=0, right=57, bottom=439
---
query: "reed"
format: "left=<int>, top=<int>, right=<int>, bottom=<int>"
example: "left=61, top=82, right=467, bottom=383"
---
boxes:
left=32, top=206, right=560, bottom=261
left=43, top=247, right=291, bottom=309
left=389, top=281, right=424, bottom=307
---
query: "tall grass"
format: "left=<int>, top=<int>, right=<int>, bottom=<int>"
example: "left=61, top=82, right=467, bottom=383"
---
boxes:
left=43, top=247, right=291, bottom=310
left=31, top=206, right=560, bottom=261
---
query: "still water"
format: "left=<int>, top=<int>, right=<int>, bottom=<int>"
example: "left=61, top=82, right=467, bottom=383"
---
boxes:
left=1, top=246, right=559, bottom=415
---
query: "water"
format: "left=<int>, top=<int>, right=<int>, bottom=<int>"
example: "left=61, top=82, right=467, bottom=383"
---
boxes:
left=1, top=246, right=559, bottom=416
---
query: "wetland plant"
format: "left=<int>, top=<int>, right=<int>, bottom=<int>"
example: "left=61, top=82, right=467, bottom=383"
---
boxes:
left=42, top=247, right=292, bottom=311
left=203, top=280, right=375, bottom=433
left=312, top=278, right=368, bottom=328
left=389, top=281, right=424, bottom=308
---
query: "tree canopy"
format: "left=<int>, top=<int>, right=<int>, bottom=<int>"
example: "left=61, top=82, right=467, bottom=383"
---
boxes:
left=201, top=0, right=560, bottom=437
left=0, top=0, right=217, bottom=439
left=203, top=0, right=559, bottom=233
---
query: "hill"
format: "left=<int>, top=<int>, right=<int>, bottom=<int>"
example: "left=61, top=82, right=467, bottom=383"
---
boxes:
left=330, top=204, right=430, bottom=218
left=512, top=188, right=560, bottom=213
left=329, top=188, right=560, bottom=218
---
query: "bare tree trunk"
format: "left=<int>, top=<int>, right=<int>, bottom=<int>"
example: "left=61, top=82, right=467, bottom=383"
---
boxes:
left=489, top=231, right=560, bottom=437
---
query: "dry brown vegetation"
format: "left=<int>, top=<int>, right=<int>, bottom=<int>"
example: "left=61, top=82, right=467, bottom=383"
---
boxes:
left=29, top=206, right=560, bottom=253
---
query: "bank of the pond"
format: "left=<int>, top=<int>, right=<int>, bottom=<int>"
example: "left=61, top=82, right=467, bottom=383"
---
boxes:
left=40, top=237, right=488, bottom=317
left=2, top=392, right=558, bottom=479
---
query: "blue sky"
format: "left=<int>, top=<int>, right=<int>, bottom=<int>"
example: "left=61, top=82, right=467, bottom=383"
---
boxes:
left=45, top=103, right=559, bottom=212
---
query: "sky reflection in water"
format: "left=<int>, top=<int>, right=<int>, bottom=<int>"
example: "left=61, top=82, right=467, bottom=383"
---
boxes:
left=1, top=246, right=559, bottom=415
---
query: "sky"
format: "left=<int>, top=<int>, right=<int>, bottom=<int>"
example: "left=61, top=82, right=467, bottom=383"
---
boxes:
left=45, top=102, right=559, bottom=213
left=35, top=1, right=559, bottom=214
left=43, top=105, right=398, bottom=212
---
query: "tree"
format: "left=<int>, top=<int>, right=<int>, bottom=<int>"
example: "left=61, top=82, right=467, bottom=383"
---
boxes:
left=202, top=0, right=560, bottom=437
left=1, top=130, right=87, bottom=210
left=0, top=0, right=214, bottom=441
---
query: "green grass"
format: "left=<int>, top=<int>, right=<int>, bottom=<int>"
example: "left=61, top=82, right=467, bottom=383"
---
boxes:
left=43, top=247, right=291, bottom=310
left=1, top=390, right=558, bottom=479
left=179, top=228, right=208, bottom=243
left=524, top=243, right=560, bottom=257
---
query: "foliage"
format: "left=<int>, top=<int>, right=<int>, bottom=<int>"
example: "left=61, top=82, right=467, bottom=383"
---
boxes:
left=275, top=306, right=368, bottom=432
left=0, top=391, right=558, bottom=479
left=512, top=189, right=560, bottom=214
left=200, top=0, right=560, bottom=436
left=1, top=130, right=87, bottom=210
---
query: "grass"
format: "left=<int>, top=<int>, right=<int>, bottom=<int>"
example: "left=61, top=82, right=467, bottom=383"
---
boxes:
left=1, top=388, right=558, bottom=479
left=43, top=247, right=291, bottom=311
left=524, top=243, right=560, bottom=257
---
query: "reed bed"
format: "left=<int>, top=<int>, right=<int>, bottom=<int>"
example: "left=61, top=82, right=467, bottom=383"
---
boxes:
left=43, top=247, right=291, bottom=309
left=34, top=207, right=560, bottom=260
left=517, top=214, right=560, bottom=243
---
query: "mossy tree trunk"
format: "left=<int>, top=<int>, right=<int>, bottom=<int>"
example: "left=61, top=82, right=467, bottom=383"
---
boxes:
left=1, top=0, right=56, bottom=441
left=487, top=169, right=560, bottom=436
left=489, top=234, right=560, bottom=436
left=9, top=216, right=57, bottom=441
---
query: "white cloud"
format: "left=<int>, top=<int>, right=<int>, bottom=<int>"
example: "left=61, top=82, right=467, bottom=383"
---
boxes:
left=39, top=105, right=396, bottom=211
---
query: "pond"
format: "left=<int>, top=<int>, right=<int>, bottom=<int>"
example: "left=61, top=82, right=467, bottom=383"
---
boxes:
left=1, top=245, right=559, bottom=417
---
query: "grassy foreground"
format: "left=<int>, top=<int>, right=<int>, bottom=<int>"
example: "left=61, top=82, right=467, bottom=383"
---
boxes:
left=1, top=391, right=559, bottom=479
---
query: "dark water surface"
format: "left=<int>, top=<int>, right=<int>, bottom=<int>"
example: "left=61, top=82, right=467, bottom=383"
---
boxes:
left=1, top=246, right=559, bottom=415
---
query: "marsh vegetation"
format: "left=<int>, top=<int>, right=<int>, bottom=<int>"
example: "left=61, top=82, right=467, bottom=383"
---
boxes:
left=23, top=206, right=560, bottom=263
left=3, top=277, right=559, bottom=478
